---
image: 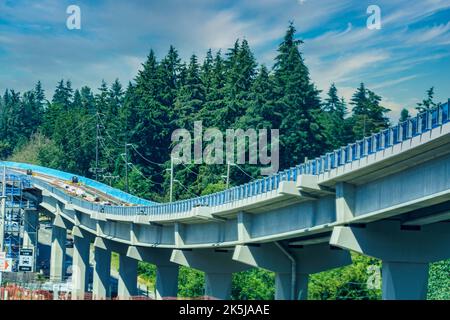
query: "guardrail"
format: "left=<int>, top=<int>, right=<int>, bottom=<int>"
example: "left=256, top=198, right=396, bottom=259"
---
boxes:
left=0, top=161, right=154, bottom=206
left=10, top=102, right=450, bottom=218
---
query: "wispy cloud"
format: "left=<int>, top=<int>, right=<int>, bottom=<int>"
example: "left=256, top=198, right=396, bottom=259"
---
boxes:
left=0, top=0, right=449, bottom=121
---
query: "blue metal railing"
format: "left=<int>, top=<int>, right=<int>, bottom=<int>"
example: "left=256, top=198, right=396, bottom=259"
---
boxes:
left=0, top=161, right=154, bottom=206
left=3, top=101, right=449, bottom=218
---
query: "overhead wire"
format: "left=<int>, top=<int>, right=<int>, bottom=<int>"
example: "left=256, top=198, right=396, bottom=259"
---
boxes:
left=233, top=163, right=255, bottom=181
left=174, top=180, right=199, bottom=198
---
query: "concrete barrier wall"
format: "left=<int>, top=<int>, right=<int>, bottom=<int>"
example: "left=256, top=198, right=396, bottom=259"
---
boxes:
left=355, top=153, right=450, bottom=216
left=251, top=196, right=335, bottom=238
left=183, top=219, right=238, bottom=245
left=135, top=224, right=175, bottom=245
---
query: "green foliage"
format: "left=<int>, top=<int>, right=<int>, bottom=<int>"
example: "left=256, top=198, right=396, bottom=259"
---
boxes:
left=309, top=253, right=381, bottom=300
left=428, top=259, right=450, bottom=300
left=320, top=84, right=354, bottom=149
left=350, top=83, right=390, bottom=139
left=201, top=181, right=227, bottom=196
left=178, top=267, right=205, bottom=298
left=417, top=87, right=440, bottom=113
left=400, top=108, right=410, bottom=122
left=273, top=23, right=328, bottom=168
left=232, top=269, right=275, bottom=300
left=137, top=262, right=157, bottom=286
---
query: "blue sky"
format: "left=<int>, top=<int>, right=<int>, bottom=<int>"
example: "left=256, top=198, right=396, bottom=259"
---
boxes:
left=1, top=0, right=449, bottom=120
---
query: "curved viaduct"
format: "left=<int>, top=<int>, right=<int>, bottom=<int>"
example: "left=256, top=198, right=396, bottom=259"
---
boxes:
left=2, top=101, right=450, bottom=300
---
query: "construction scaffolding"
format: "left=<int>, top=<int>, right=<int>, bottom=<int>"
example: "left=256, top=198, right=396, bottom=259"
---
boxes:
left=0, top=167, right=35, bottom=273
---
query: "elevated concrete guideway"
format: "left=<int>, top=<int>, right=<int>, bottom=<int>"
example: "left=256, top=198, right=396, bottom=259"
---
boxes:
left=1, top=100, right=450, bottom=300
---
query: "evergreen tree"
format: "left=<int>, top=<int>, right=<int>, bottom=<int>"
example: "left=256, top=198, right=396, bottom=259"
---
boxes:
left=221, top=40, right=257, bottom=129
left=96, top=80, right=109, bottom=114
left=200, top=51, right=226, bottom=128
left=273, top=23, right=327, bottom=169
left=416, top=87, right=439, bottom=112
left=80, top=86, right=95, bottom=111
left=174, top=54, right=205, bottom=129
left=201, top=49, right=214, bottom=97
left=320, top=84, right=353, bottom=149
left=400, top=108, right=410, bottom=122
left=350, top=83, right=390, bottom=139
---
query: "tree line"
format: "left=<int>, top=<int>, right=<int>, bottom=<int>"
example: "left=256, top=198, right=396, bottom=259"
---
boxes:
left=0, top=24, right=408, bottom=201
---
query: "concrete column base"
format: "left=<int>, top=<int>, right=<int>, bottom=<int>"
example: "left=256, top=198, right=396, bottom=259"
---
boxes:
left=156, top=265, right=179, bottom=299
left=205, top=273, right=232, bottom=300
left=92, top=246, right=111, bottom=300
left=49, top=226, right=66, bottom=282
left=275, top=272, right=309, bottom=300
left=118, top=255, right=138, bottom=299
left=71, top=233, right=90, bottom=300
left=382, top=261, right=429, bottom=300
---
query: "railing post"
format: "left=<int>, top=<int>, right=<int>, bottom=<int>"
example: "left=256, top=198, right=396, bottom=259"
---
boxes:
left=406, top=119, right=413, bottom=139
left=417, top=114, right=423, bottom=134
left=426, top=110, right=432, bottom=131
left=437, top=105, right=443, bottom=125
left=381, top=131, right=386, bottom=149
left=397, top=123, right=403, bottom=142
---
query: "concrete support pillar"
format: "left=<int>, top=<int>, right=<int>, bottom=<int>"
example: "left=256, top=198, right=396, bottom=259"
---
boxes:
left=126, top=246, right=179, bottom=300
left=92, top=244, right=111, bottom=300
left=49, top=225, right=66, bottom=282
left=275, top=272, right=309, bottom=300
left=330, top=221, right=450, bottom=300
left=233, top=242, right=351, bottom=300
left=71, top=227, right=91, bottom=300
left=23, top=209, right=39, bottom=249
left=171, top=248, right=249, bottom=300
left=382, top=262, right=429, bottom=300
left=118, top=255, right=138, bottom=299
left=205, top=273, right=232, bottom=300
left=155, top=265, right=179, bottom=299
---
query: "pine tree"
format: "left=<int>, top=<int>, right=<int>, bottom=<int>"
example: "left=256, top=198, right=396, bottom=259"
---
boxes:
left=320, top=84, right=353, bottom=149
left=400, top=108, right=410, bottom=122
left=96, top=80, right=109, bottom=114
left=416, top=87, right=439, bottom=112
left=350, top=83, right=390, bottom=139
left=201, top=49, right=214, bottom=97
left=200, top=51, right=226, bottom=128
left=240, top=65, right=278, bottom=129
left=80, top=86, right=95, bottom=112
left=174, top=54, right=205, bottom=129
left=221, top=40, right=257, bottom=129
left=273, top=23, right=327, bottom=169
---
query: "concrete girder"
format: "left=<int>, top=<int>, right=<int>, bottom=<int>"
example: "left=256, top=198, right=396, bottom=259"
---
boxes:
left=127, top=246, right=179, bottom=299
left=232, top=242, right=352, bottom=300
left=171, top=248, right=250, bottom=299
left=330, top=221, right=450, bottom=300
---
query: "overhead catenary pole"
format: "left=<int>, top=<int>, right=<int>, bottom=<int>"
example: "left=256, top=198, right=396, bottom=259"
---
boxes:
left=169, top=156, right=174, bottom=202
left=226, top=162, right=231, bottom=189
left=124, top=143, right=130, bottom=193
left=95, top=119, right=100, bottom=181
